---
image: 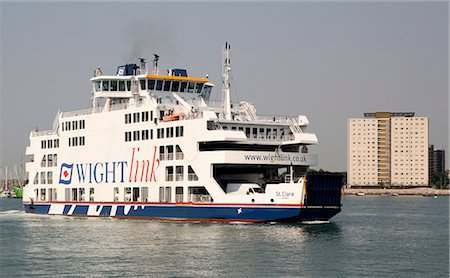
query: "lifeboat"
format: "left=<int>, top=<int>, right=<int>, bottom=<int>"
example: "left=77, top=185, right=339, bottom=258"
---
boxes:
left=163, top=112, right=185, bottom=122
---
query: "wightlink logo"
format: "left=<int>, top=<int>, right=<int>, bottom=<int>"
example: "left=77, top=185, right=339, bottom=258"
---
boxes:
left=58, top=147, right=160, bottom=185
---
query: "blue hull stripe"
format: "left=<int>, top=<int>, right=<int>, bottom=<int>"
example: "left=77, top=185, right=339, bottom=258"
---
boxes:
left=23, top=203, right=340, bottom=222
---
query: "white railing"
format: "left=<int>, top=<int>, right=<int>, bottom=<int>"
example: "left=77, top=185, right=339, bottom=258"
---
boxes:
left=31, top=130, right=56, bottom=137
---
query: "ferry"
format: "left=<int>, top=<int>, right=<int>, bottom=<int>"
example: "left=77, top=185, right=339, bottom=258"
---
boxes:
left=23, top=43, right=342, bottom=222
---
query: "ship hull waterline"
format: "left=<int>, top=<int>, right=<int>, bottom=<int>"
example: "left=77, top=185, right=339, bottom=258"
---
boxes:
left=23, top=202, right=341, bottom=223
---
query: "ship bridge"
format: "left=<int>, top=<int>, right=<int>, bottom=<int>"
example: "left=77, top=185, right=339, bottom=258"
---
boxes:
left=90, top=62, right=214, bottom=109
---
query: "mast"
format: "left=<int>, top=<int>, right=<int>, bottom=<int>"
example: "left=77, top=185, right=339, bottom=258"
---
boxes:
left=222, top=42, right=232, bottom=120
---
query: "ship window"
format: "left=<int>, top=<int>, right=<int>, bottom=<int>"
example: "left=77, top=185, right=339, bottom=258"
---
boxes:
left=140, top=79, right=146, bottom=90
left=94, top=81, right=100, bottom=92
left=166, top=145, right=174, bottom=160
left=194, top=83, right=203, bottom=94
left=89, top=188, right=94, bottom=202
left=41, top=155, right=47, bottom=167
left=133, top=112, right=140, bottom=123
left=79, top=188, right=85, bottom=201
left=175, top=187, right=183, bottom=202
left=40, top=188, right=46, bottom=201
left=102, top=80, right=110, bottom=91
left=80, top=136, right=85, bottom=146
left=273, top=129, right=278, bottom=139
left=259, top=128, right=265, bottom=139
left=40, top=171, right=46, bottom=184
left=188, top=166, right=198, bottom=181
left=245, top=128, right=251, bottom=138
left=110, top=80, right=118, bottom=91
left=72, top=188, right=78, bottom=201
left=132, top=187, right=140, bottom=202
left=73, top=121, right=78, bottom=130
left=180, top=81, right=187, bottom=92
left=148, top=79, right=155, bottom=90
left=252, top=128, right=257, bottom=139
left=159, top=146, right=165, bottom=161
left=187, top=82, right=195, bottom=93
left=150, top=129, right=153, bottom=140
left=188, top=187, right=211, bottom=202
left=201, top=85, right=212, bottom=100
left=124, top=187, right=131, bottom=202
left=47, top=172, right=53, bottom=184
left=167, top=127, right=174, bottom=138
left=171, top=81, right=180, bottom=92
left=176, top=166, right=183, bottom=181
left=53, top=154, right=57, bottom=166
left=166, top=166, right=174, bottom=181
left=142, top=111, right=149, bottom=122
left=33, top=173, right=39, bottom=184
left=42, top=140, right=46, bottom=149
left=159, top=187, right=164, bottom=202
left=141, top=187, right=148, bottom=202
left=156, top=80, right=163, bottom=90
left=125, top=113, right=131, bottom=124
left=163, top=80, right=171, bottom=91
left=266, top=128, right=272, bottom=139
left=144, top=130, right=150, bottom=140
left=133, top=130, right=140, bottom=141
left=48, top=188, right=53, bottom=201
left=125, top=132, right=131, bottom=142
left=165, top=187, right=172, bottom=202
left=119, top=81, right=126, bottom=91
left=176, top=126, right=184, bottom=137
left=80, top=120, right=85, bottom=129
left=47, top=154, right=53, bottom=167
left=126, top=81, right=131, bottom=91
left=175, top=145, right=184, bottom=160
left=150, top=111, right=154, bottom=121
left=114, top=187, right=119, bottom=202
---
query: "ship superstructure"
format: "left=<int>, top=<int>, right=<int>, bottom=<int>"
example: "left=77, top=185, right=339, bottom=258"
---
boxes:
left=23, top=43, right=342, bottom=222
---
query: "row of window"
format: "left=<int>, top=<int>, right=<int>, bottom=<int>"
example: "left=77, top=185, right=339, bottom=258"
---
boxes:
left=41, top=139, right=59, bottom=149
left=125, top=130, right=153, bottom=142
left=94, top=80, right=131, bottom=92
left=34, top=188, right=58, bottom=201
left=141, top=79, right=206, bottom=94
left=125, top=111, right=153, bottom=124
left=62, top=120, right=85, bottom=131
left=69, top=136, right=85, bottom=147
left=33, top=171, right=53, bottom=185
left=159, top=145, right=184, bottom=161
left=165, top=165, right=198, bottom=181
left=40, top=154, right=58, bottom=168
left=156, top=126, right=184, bottom=139
left=221, top=125, right=290, bottom=141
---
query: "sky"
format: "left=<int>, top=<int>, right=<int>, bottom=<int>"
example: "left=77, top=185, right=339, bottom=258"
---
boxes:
left=0, top=1, right=448, bottom=172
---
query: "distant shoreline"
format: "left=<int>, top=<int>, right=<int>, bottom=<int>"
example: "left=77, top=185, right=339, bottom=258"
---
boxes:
left=344, top=187, right=450, bottom=196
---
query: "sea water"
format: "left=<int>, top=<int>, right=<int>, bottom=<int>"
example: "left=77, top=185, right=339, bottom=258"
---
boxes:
left=0, top=196, right=448, bottom=277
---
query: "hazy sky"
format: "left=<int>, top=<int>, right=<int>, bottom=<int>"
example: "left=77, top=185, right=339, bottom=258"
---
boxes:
left=1, top=1, right=448, bottom=172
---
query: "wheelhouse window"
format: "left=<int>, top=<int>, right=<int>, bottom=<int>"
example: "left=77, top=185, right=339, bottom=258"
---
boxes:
left=163, top=80, right=171, bottom=91
left=156, top=80, right=163, bottom=90
left=93, top=81, right=101, bottom=92
left=180, top=81, right=187, bottom=92
left=102, top=80, right=110, bottom=91
left=148, top=79, right=155, bottom=90
left=110, top=80, right=118, bottom=91
left=140, top=79, right=146, bottom=90
left=119, top=81, right=126, bottom=91
left=171, top=81, right=180, bottom=92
